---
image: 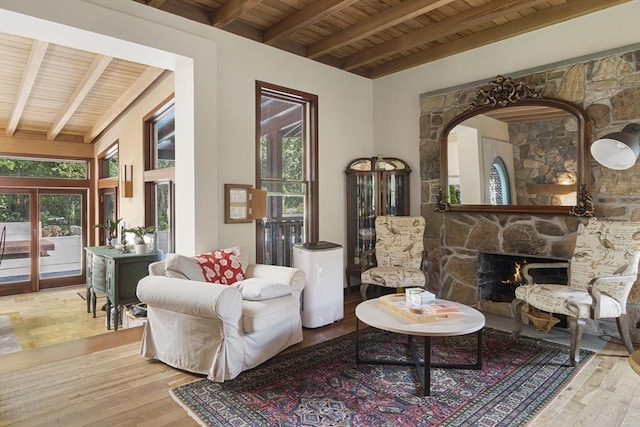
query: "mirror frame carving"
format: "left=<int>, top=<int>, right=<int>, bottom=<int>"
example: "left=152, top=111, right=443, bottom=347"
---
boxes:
left=438, top=76, right=593, bottom=216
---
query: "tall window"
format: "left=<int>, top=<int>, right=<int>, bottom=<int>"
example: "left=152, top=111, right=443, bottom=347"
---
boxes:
left=489, top=157, right=511, bottom=205
left=97, top=143, right=119, bottom=246
left=256, top=81, right=318, bottom=266
left=144, top=97, right=175, bottom=256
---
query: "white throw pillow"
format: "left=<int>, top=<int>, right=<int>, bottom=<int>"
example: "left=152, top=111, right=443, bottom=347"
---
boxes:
left=232, top=278, right=292, bottom=301
left=164, top=254, right=206, bottom=281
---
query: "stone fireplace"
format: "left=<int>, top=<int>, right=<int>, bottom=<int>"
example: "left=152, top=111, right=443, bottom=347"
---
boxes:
left=476, top=252, right=568, bottom=319
left=418, top=47, right=640, bottom=341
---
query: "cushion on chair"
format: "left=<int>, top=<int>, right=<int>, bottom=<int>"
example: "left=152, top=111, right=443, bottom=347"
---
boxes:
left=361, top=266, right=426, bottom=288
left=570, top=220, right=640, bottom=304
left=241, top=295, right=300, bottom=333
left=163, top=247, right=248, bottom=283
left=194, top=249, right=245, bottom=284
left=164, top=254, right=206, bottom=281
left=515, top=284, right=622, bottom=319
left=374, top=216, right=425, bottom=269
left=232, top=278, right=292, bottom=301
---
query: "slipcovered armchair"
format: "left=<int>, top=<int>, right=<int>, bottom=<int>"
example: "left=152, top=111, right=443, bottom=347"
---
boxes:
left=512, top=219, right=640, bottom=365
left=360, top=216, right=426, bottom=300
left=136, top=247, right=305, bottom=382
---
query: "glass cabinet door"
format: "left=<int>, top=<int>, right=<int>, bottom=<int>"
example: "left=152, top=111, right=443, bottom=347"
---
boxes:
left=382, top=172, right=410, bottom=216
left=350, top=174, right=376, bottom=266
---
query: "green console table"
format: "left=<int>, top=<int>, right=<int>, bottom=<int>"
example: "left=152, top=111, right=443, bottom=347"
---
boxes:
left=85, top=246, right=159, bottom=331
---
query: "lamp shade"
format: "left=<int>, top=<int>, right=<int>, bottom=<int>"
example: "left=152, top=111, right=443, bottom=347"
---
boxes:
left=590, top=123, right=640, bottom=170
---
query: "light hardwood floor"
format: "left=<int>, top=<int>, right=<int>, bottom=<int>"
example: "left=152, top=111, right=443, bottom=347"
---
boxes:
left=0, top=288, right=639, bottom=426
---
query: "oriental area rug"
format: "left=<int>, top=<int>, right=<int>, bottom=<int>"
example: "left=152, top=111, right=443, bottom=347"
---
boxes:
left=170, top=328, right=593, bottom=427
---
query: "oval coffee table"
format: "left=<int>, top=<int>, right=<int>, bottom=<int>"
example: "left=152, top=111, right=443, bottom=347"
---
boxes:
left=355, top=297, right=485, bottom=396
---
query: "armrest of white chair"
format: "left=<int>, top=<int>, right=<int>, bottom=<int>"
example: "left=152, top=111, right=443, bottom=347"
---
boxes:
left=586, top=273, right=638, bottom=317
left=522, top=262, right=569, bottom=285
left=244, top=264, right=306, bottom=294
left=148, top=260, right=165, bottom=276
left=137, top=275, right=242, bottom=322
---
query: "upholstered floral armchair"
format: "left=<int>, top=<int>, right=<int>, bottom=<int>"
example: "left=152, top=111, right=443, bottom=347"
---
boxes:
left=360, top=216, right=426, bottom=300
left=512, top=219, right=640, bottom=365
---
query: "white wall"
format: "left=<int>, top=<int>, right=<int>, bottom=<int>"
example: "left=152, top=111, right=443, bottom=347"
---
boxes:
left=0, top=0, right=373, bottom=262
left=372, top=0, right=640, bottom=215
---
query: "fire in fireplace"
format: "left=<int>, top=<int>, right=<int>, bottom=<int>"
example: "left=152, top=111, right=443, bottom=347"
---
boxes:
left=477, top=252, right=568, bottom=304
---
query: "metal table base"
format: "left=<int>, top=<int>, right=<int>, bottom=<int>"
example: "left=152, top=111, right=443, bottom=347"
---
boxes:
left=355, top=318, right=483, bottom=396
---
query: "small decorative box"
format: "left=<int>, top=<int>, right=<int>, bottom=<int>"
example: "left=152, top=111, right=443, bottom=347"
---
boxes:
left=405, top=288, right=436, bottom=306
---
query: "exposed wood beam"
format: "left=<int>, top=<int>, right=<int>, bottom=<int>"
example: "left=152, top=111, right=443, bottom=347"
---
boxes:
left=264, top=0, right=359, bottom=45
left=146, top=0, right=167, bottom=7
left=367, top=0, right=630, bottom=78
left=84, top=67, right=166, bottom=143
left=343, top=0, right=548, bottom=71
left=210, top=0, right=263, bottom=28
left=307, top=0, right=455, bottom=59
left=6, top=40, right=48, bottom=137
left=261, top=105, right=301, bottom=136
left=47, top=55, right=112, bottom=141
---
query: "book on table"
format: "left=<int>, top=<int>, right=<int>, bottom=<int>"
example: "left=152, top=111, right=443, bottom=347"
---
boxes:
left=379, top=294, right=464, bottom=323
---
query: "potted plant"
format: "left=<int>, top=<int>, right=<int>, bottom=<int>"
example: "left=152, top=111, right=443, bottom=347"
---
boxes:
left=125, top=225, right=156, bottom=254
left=94, top=218, right=123, bottom=248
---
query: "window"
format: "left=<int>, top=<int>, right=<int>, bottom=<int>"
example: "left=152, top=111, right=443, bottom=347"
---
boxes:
left=0, top=156, right=89, bottom=295
left=98, top=144, right=118, bottom=179
left=256, top=81, right=318, bottom=266
left=489, top=157, right=511, bottom=205
left=0, top=156, right=87, bottom=180
left=144, top=97, right=176, bottom=255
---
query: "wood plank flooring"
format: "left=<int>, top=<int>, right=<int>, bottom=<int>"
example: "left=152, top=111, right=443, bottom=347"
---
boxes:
left=1, top=288, right=639, bottom=426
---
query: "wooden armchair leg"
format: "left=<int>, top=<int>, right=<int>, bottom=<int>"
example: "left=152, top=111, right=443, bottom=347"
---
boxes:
left=568, top=317, right=585, bottom=366
left=360, top=283, right=369, bottom=301
left=616, top=315, right=635, bottom=354
left=511, top=298, right=527, bottom=339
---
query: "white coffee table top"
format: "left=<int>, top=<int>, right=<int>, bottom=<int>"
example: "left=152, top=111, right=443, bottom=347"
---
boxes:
left=356, top=298, right=485, bottom=336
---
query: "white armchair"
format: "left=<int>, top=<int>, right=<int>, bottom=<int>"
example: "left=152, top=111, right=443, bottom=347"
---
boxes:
left=512, top=219, right=640, bottom=365
left=136, top=247, right=305, bottom=382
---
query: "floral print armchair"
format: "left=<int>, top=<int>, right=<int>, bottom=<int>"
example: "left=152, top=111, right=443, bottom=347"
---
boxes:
left=360, top=216, right=426, bottom=300
left=512, top=219, right=640, bottom=365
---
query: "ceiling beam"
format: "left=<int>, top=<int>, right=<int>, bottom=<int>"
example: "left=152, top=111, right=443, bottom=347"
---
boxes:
left=6, top=40, right=49, bottom=137
left=264, top=0, right=359, bottom=45
left=47, top=55, right=113, bottom=141
left=146, top=0, right=167, bottom=7
left=306, top=0, right=456, bottom=59
left=343, top=0, right=548, bottom=71
left=210, top=0, right=263, bottom=28
left=84, top=67, right=166, bottom=143
left=367, top=0, right=630, bottom=78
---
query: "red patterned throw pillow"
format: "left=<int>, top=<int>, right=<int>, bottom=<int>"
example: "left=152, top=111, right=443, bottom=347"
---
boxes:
left=193, top=249, right=245, bottom=285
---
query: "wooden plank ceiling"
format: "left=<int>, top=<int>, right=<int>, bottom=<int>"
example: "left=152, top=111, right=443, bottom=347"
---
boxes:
left=0, top=33, right=167, bottom=145
left=134, top=0, right=629, bottom=78
left=0, top=0, right=628, bottom=145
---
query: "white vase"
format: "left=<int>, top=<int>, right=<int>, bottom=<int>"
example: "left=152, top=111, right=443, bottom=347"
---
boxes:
left=134, top=243, right=147, bottom=254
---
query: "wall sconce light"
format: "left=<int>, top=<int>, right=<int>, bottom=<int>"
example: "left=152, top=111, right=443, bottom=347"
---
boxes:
left=121, top=164, right=133, bottom=198
left=590, top=123, right=640, bottom=170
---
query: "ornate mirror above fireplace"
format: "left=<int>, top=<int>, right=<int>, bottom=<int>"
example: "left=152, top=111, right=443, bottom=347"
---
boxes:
left=438, top=76, right=593, bottom=216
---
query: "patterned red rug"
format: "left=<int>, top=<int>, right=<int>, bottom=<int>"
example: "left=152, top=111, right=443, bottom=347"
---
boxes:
left=170, top=327, right=593, bottom=426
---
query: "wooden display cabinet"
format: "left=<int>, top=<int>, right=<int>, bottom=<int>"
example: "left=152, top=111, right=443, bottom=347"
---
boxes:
left=345, top=156, right=410, bottom=289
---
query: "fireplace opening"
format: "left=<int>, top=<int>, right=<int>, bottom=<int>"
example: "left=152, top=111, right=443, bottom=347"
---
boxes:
left=477, top=252, right=568, bottom=305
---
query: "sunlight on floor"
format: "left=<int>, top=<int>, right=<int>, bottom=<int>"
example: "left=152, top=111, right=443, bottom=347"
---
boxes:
left=0, top=285, right=111, bottom=351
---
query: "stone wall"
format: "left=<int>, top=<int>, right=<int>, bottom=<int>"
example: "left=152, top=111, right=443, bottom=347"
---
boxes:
left=419, top=47, right=640, bottom=340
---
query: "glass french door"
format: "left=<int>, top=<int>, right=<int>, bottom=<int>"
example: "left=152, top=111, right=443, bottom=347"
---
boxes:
left=0, top=188, right=86, bottom=295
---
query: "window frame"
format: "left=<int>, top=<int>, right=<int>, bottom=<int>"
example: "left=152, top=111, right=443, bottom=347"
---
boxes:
left=143, top=95, right=176, bottom=254
left=255, top=81, right=319, bottom=264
